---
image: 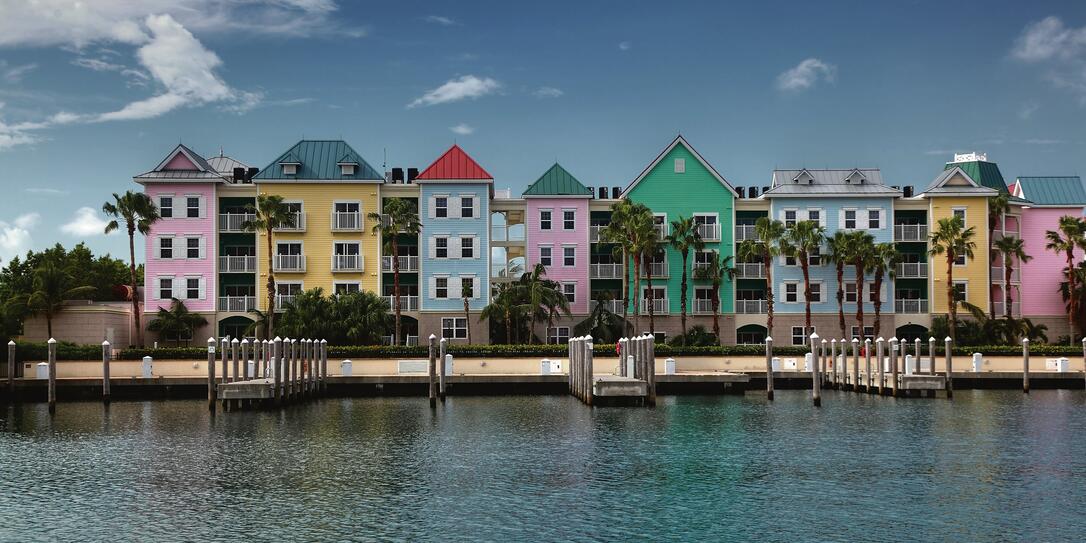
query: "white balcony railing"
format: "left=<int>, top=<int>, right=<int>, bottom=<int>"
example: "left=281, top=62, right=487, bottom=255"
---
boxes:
left=273, top=212, right=306, bottom=232
left=735, top=299, right=768, bottom=314
left=217, top=296, right=256, bottom=313
left=274, top=295, right=296, bottom=311
left=218, top=255, right=256, bottom=273
left=895, top=299, right=929, bottom=314
left=381, top=295, right=419, bottom=312
left=735, top=262, right=766, bottom=279
left=696, top=223, right=721, bottom=242
left=589, top=225, right=606, bottom=243
left=218, top=213, right=255, bottom=233
left=640, top=297, right=669, bottom=314
left=642, top=261, right=668, bottom=278
left=381, top=255, right=419, bottom=272
left=693, top=298, right=717, bottom=314
left=993, top=301, right=1022, bottom=317
left=895, top=262, right=928, bottom=278
left=894, top=224, right=928, bottom=242
left=590, top=263, right=623, bottom=279
left=332, top=254, right=364, bottom=272
left=591, top=299, right=626, bottom=314
left=735, top=224, right=758, bottom=242
left=654, top=223, right=669, bottom=239
left=991, top=266, right=1021, bottom=283
left=490, top=224, right=526, bottom=243
left=331, top=211, right=362, bottom=231
left=273, top=254, right=306, bottom=272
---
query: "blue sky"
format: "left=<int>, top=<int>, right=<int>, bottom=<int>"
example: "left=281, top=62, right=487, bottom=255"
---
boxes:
left=1, top=0, right=1085, bottom=263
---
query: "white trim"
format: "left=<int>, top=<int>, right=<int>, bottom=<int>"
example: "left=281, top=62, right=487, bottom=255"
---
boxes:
left=156, top=275, right=175, bottom=300
left=621, top=135, right=739, bottom=198
left=561, top=208, right=576, bottom=230
left=539, top=208, right=554, bottom=231
left=561, top=244, right=576, bottom=267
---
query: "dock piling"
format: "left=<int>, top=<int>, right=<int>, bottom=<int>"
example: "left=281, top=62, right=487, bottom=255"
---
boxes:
left=47, top=338, right=56, bottom=414
left=890, top=337, right=899, bottom=397
left=585, top=337, right=596, bottom=406
left=207, top=337, right=216, bottom=412
left=273, top=336, right=282, bottom=405
left=438, top=338, right=447, bottom=402
left=945, top=336, right=954, bottom=399
left=646, top=336, right=656, bottom=406
left=830, top=339, right=838, bottom=389
left=765, top=336, right=774, bottom=401
left=101, top=340, right=111, bottom=405
left=810, top=333, right=821, bottom=407
left=851, top=338, right=859, bottom=392
left=220, top=337, right=229, bottom=385
left=231, top=338, right=240, bottom=384
left=864, top=338, right=872, bottom=392
left=7, top=340, right=14, bottom=399
left=876, top=337, right=885, bottom=395
left=320, top=339, right=328, bottom=395
left=428, top=334, right=437, bottom=408
left=1022, top=338, right=1030, bottom=394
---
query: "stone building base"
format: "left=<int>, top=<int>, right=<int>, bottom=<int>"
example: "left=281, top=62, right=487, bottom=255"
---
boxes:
left=418, top=311, right=491, bottom=345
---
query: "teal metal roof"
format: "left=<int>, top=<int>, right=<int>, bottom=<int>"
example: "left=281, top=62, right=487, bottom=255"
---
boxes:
left=253, top=140, right=382, bottom=181
left=522, top=163, right=592, bottom=196
left=1015, top=176, right=1086, bottom=206
left=945, top=160, right=1007, bottom=192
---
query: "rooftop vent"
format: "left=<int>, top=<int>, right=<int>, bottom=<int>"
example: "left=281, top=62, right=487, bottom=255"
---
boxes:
left=598, top=187, right=608, bottom=199
left=748, top=186, right=759, bottom=198
left=903, top=186, right=914, bottom=198
left=736, top=186, right=745, bottom=199
left=612, top=187, right=621, bottom=199
left=391, top=167, right=404, bottom=183
left=407, top=167, right=419, bottom=183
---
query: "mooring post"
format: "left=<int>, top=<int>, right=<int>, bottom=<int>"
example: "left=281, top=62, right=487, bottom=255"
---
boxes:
left=570, top=338, right=578, bottom=400
left=428, top=334, right=437, bottom=408
left=101, top=340, right=111, bottom=405
left=913, top=338, right=921, bottom=374
left=320, top=339, right=328, bottom=395
left=851, top=338, right=859, bottom=392
left=308, top=339, right=316, bottom=396
left=585, top=338, right=595, bottom=406
left=301, top=339, right=309, bottom=397
left=241, top=339, right=250, bottom=381
left=864, top=338, right=872, bottom=392
left=928, top=337, right=936, bottom=377
left=810, top=333, right=821, bottom=407
left=1022, top=338, right=1030, bottom=394
left=876, top=337, right=885, bottom=395
left=438, top=337, right=447, bottom=402
left=821, top=339, right=828, bottom=389
left=207, top=337, right=216, bottom=412
left=292, top=338, right=300, bottom=401
left=273, top=336, right=283, bottom=406
left=6, top=340, right=14, bottom=400
left=647, top=336, right=657, bottom=406
left=47, top=338, right=56, bottom=414
left=765, top=336, right=774, bottom=401
left=221, top=337, right=229, bottom=384
left=891, top=337, right=901, bottom=397
left=830, top=339, right=838, bottom=389
left=231, top=338, right=240, bottom=385
left=944, top=336, right=954, bottom=399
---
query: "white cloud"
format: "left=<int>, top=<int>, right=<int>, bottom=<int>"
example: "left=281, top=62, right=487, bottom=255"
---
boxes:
left=407, top=75, right=501, bottom=108
left=0, top=213, right=39, bottom=262
left=25, top=187, right=69, bottom=196
left=1, top=62, right=38, bottom=83
left=60, top=207, right=111, bottom=237
left=450, top=123, right=474, bottom=135
left=1023, top=138, right=1065, bottom=145
left=425, top=15, right=457, bottom=26
left=1018, top=101, right=1040, bottom=120
left=1012, top=16, right=1086, bottom=102
left=776, top=58, right=836, bottom=92
left=14, top=213, right=40, bottom=229
left=618, top=41, right=632, bottom=51
left=533, top=86, right=564, bottom=98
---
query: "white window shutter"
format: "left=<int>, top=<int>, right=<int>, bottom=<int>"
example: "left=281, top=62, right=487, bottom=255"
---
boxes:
left=473, top=276, right=480, bottom=300
left=199, top=277, right=206, bottom=300
left=428, top=197, right=436, bottom=219
left=473, top=196, right=480, bottom=219
left=450, top=196, right=461, bottom=219
left=838, top=210, right=845, bottom=230
left=879, top=209, right=886, bottom=230
left=429, top=237, right=436, bottom=259
left=199, top=237, right=206, bottom=259
left=472, top=235, right=480, bottom=259
left=153, top=237, right=161, bottom=259
left=450, top=237, right=461, bottom=259
left=428, top=278, right=436, bottom=299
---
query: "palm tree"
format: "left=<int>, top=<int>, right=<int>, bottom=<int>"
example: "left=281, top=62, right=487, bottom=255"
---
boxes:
left=481, top=282, right=518, bottom=344
left=368, top=197, right=422, bottom=345
left=737, top=217, right=786, bottom=338
left=574, top=292, right=626, bottom=343
left=827, top=231, right=851, bottom=339
left=242, top=194, right=295, bottom=338
left=665, top=216, right=704, bottom=345
left=869, top=242, right=900, bottom=338
left=513, top=264, right=570, bottom=343
left=630, top=211, right=661, bottom=335
left=103, top=190, right=159, bottom=346
left=147, top=298, right=208, bottom=346
left=600, top=201, right=651, bottom=335
left=988, top=193, right=1011, bottom=319
left=929, top=216, right=977, bottom=343
left=693, top=252, right=735, bottom=344
left=994, top=235, right=1032, bottom=322
left=462, top=280, right=473, bottom=344
left=19, top=261, right=96, bottom=339
left=848, top=231, right=876, bottom=337
left=1046, top=216, right=1086, bottom=344
left=781, top=220, right=826, bottom=338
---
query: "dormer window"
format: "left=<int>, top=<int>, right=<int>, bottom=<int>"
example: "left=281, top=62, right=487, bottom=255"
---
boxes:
left=339, top=163, right=357, bottom=176
left=674, top=158, right=685, bottom=173
left=281, top=163, right=299, bottom=175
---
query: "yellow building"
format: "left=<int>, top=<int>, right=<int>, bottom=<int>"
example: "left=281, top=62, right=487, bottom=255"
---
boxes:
left=252, top=140, right=384, bottom=312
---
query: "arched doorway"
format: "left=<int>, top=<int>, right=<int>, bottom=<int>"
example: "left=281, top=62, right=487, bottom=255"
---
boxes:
left=737, top=324, right=767, bottom=345
left=218, top=316, right=255, bottom=341
left=388, top=315, right=420, bottom=346
left=896, top=324, right=928, bottom=344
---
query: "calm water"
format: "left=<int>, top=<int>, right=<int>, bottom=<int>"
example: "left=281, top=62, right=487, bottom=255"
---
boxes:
left=1, top=391, right=1084, bottom=542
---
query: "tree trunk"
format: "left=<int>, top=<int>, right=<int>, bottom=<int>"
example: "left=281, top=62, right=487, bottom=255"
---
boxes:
left=680, top=250, right=689, bottom=346
left=763, top=247, right=775, bottom=339
left=1005, top=262, right=1013, bottom=321
left=835, top=262, right=846, bottom=338
left=46, top=312, right=53, bottom=340
left=712, top=282, right=721, bottom=345
left=854, top=258, right=865, bottom=338
left=988, top=224, right=996, bottom=320
left=266, top=226, right=276, bottom=338
left=632, top=254, right=642, bottom=335
left=646, top=256, right=656, bottom=336
left=947, top=252, right=957, bottom=343
left=872, top=271, right=883, bottom=338
left=1067, top=250, right=1076, bottom=345
left=392, top=237, right=401, bottom=345
left=464, top=297, right=472, bottom=344
left=128, top=224, right=143, bottom=347
left=621, top=247, right=631, bottom=336
left=504, top=307, right=512, bottom=344
left=801, top=255, right=812, bottom=336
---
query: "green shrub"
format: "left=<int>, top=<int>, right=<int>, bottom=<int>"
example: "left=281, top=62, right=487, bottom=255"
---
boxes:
left=14, top=341, right=103, bottom=361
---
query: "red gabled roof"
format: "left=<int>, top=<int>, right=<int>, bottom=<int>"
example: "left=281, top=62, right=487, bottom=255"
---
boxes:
left=416, top=144, right=493, bottom=180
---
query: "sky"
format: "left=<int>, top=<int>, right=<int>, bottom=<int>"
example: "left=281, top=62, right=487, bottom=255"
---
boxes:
left=1, top=0, right=1085, bottom=264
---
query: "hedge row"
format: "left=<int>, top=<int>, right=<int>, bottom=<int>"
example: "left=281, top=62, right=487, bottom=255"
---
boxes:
left=13, top=342, right=104, bottom=362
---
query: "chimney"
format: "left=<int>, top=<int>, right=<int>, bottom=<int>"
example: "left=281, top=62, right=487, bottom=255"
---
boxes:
left=391, top=167, right=404, bottom=183
left=748, top=186, right=759, bottom=198
left=407, top=167, right=419, bottom=183
left=736, top=186, right=745, bottom=199
left=612, top=187, right=622, bottom=199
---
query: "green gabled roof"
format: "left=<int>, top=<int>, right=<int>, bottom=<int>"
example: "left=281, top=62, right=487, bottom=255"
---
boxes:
left=253, top=140, right=383, bottom=181
left=1015, top=176, right=1086, bottom=206
left=522, top=162, right=592, bottom=196
left=945, top=160, right=1007, bottom=192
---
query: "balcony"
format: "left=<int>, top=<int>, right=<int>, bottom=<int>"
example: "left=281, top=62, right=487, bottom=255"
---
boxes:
left=218, top=213, right=255, bottom=233
left=991, top=266, right=1021, bottom=283
left=640, top=297, right=669, bottom=314
left=641, top=260, right=669, bottom=278
left=381, top=335, right=420, bottom=346
left=895, top=299, right=929, bottom=314
left=735, top=224, right=757, bottom=242
left=273, top=254, right=306, bottom=272
left=590, top=263, right=623, bottom=279
left=273, top=212, right=306, bottom=232
left=218, top=255, right=256, bottom=273
left=993, top=301, right=1022, bottom=317
left=693, top=298, right=717, bottom=314
left=380, top=255, right=419, bottom=272
left=895, top=262, right=928, bottom=279
left=735, top=262, right=766, bottom=279
left=490, top=224, right=525, bottom=244
left=736, top=299, right=768, bottom=314
left=591, top=299, right=625, bottom=314
left=893, top=224, right=928, bottom=242
left=332, top=254, right=364, bottom=272
left=653, top=223, right=669, bottom=239
left=274, top=295, right=296, bottom=311
left=218, top=296, right=256, bottom=313
left=696, top=223, right=721, bottom=242
left=589, top=225, right=607, bottom=243
left=381, top=295, right=419, bottom=312
left=331, top=211, right=362, bottom=232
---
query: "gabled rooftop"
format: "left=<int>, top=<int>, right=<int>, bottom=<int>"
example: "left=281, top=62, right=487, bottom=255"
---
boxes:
left=764, top=168, right=900, bottom=197
left=921, top=165, right=998, bottom=197
left=1013, top=176, right=1086, bottom=206
left=416, top=144, right=493, bottom=181
left=522, top=163, right=592, bottom=197
left=252, top=140, right=382, bottom=181
left=622, top=135, right=738, bottom=198
left=133, top=143, right=225, bottom=183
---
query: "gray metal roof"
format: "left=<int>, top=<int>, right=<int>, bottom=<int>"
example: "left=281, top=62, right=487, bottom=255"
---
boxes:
left=206, top=155, right=249, bottom=174
left=920, top=167, right=997, bottom=196
left=1014, top=176, right=1086, bottom=206
left=133, top=170, right=225, bottom=181
left=763, top=168, right=900, bottom=197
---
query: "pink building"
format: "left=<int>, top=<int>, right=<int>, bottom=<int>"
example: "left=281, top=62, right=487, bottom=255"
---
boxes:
left=135, top=145, right=224, bottom=323
left=523, top=164, right=593, bottom=322
left=1010, top=176, right=1086, bottom=338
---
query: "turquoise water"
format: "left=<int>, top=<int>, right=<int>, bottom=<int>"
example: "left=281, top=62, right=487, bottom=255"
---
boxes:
left=1, top=391, right=1084, bottom=542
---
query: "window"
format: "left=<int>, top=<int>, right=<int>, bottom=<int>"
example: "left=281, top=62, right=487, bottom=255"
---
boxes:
left=340, top=163, right=356, bottom=176
left=461, top=236, right=474, bottom=258
left=563, top=209, right=575, bottom=230
left=159, top=196, right=173, bottom=218
left=694, top=250, right=715, bottom=269
left=186, top=237, right=200, bottom=259
left=159, top=237, right=173, bottom=259
left=335, top=201, right=359, bottom=213
left=276, top=282, right=302, bottom=296
left=562, top=283, right=576, bottom=303
left=952, top=208, right=966, bottom=225
left=845, top=282, right=858, bottom=303
left=540, top=246, right=552, bottom=267
left=435, top=277, right=448, bottom=299
left=867, top=283, right=880, bottom=303
left=808, top=283, right=822, bottom=303
left=868, top=209, right=880, bottom=229
left=185, top=277, right=200, bottom=299
left=540, top=209, right=552, bottom=230
left=334, top=282, right=360, bottom=295
left=158, top=277, right=173, bottom=299
left=844, top=209, right=856, bottom=229
left=737, top=329, right=765, bottom=345
left=953, top=281, right=967, bottom=304
left=436, top=237, right=448, bottom=259
left=442, top=317, right=467, bottom=339
left=807, top=209, right=820, bottom=224
left=186, top=196, right=200, bottom=218
left=850, top=326, right=875, bottom=340
left=461, top=277, right=474, bottom=298
left=674, top=158, right=685, bottom=173
left=282, top=163, right=298, bottom=175
left=563, top=246, right=576, bottom=267
left=785, top=254, right=797, bottom=266
left=276, top=242, right=302, bottom=255
left=785, top=283, right=799, bottom=303
left=791, top=326, right=815, bottom=346
left=784, top=210, right=797, bottom=228
left=809, top=247, right=822, bottom=266
left=461, top=196, right=474, bottom=218
left=954, top=250, right=966, bottom=266
left=435, top=197, right=448, bottom=218
left=547, top=326, right=570, bottom=345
